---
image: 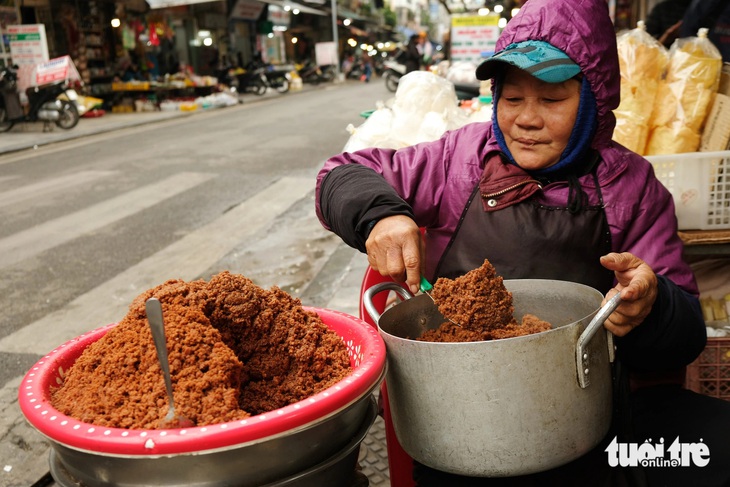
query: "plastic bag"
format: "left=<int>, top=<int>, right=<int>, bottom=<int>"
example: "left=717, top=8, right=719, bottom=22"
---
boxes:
left=342, top=101, right=400, bottom=152
left=645, top=28, right=723, bottom=155
left=342, top=71, right=473, bottom=151
left=389, top=71, right=469, bottom=147
left=612, top=21, right=669, bottom=155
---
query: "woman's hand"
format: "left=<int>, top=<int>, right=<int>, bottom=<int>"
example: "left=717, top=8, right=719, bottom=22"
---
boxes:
left=599, top=252, right=658, bottom=337
left=365, top=215, right=424, bottom=294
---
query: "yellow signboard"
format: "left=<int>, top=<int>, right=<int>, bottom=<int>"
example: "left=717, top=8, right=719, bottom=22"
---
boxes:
left=450, top=14, right=501, bottom=64
left=452, top=15, right=501, bottom=27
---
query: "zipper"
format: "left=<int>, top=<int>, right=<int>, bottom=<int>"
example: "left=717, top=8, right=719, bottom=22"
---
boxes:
left=481, top=179, right=542, bottom=199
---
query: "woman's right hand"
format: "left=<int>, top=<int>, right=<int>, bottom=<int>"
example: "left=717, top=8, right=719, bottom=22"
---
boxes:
left=365, top=215, right=424, bottom=294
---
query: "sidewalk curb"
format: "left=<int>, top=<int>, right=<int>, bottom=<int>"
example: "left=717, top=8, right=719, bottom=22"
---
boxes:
left=0, top=81, right=339, bottom=156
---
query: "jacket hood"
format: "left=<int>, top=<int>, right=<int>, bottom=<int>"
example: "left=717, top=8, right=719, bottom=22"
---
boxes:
left=493, top=0, right=620, bottom=148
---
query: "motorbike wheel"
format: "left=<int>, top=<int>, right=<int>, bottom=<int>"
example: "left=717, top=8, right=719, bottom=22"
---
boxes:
left=274, top=77, right=290, bottom=93
left=252, top=79, right=267, bottom=96
left=0, top=107, right=15, bottom=132
left=56, top=101, right=80, bottom=130
left=385, top=72, right=399, bottom=93
left=320, top=67, right=335, bottom=82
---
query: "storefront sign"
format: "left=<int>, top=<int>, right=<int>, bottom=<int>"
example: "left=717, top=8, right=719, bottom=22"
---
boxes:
left=6, top=24, right=49, bottom=66
left=0, top=7, right=19, bottom=68
left=230, top=0, right=265, bottom=20
left=34, top=55, right=80, bottom=86
left=315, top=41, right=337, bottom=66
left=450, top=14, right=500, bottom=65
left=267, top=5, right=290, bottom=27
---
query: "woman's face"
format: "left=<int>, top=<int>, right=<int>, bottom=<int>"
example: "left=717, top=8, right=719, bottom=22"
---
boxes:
left=496, top=66, right=582, bottom=171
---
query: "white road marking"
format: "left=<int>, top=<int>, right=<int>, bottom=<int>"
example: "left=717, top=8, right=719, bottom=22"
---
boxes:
left=0, top=170, right=117, bottom=207
left=0, top=176, right=314, bottom=355
left=0, top=172, right=214, bottom=270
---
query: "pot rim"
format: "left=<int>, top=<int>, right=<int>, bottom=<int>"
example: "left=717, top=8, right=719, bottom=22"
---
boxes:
left=376, top=279, right=604, bottom=345
left=18, top=307, right=386, bottom=456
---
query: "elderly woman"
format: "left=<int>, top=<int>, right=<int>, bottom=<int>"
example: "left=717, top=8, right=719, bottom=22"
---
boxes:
left=316, top=0, right=730, bottom=485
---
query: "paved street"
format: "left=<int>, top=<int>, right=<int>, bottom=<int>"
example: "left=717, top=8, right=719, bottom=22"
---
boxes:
left=0, top=79, right=393, bottom=486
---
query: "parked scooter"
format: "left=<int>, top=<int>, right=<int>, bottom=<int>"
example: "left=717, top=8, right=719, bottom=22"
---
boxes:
left=345, top=60, right=364, bottom=81
left=383, top=58, right=406, bottom=93
left=297, top=60, right=336, bottom=85
left=0, top=65, right=80, bottom=132
left=234, top=63, right=268, bottom=96
left=262, top=64, right=293, bottom=93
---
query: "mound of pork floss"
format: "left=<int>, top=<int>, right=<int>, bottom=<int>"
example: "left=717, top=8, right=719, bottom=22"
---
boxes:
left=422, top=259, right=552, bottom=342
left=51, top=271, right=351, bottom=429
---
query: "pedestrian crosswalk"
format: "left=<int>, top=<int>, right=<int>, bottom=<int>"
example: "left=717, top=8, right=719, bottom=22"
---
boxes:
left=0, top=170, right=117, bottom=207
left=0, top=172, right=215, bottom=271
left=0, top=175, right=318, bottom=355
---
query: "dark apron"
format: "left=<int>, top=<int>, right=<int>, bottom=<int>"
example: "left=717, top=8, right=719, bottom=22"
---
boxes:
left=417, top=173, right=648, bottom=487
left=434, top=172, right=613, bottom=294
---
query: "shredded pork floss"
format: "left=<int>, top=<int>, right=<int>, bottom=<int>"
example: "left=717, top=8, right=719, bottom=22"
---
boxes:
left=51, top=272, right=351, bottom=429
left=421, top=259, right=552, bottom=342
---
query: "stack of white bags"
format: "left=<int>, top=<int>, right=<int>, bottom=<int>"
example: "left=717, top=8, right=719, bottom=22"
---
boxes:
left=343, top=71, right=492, bottom=152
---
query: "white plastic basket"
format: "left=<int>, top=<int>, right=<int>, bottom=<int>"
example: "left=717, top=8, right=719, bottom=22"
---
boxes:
left=646, top=150, right=730, bottom=231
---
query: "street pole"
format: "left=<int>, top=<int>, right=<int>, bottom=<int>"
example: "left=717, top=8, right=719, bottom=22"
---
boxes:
left=331, top=0, right=341, bottom=81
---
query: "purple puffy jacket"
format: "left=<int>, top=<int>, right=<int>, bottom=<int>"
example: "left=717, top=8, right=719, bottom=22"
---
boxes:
left=316, top=0, right=697, bottom=296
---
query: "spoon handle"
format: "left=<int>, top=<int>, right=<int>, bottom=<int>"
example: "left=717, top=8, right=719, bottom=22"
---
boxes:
left=419, top=275, right=433, bottom=293
left=145, top=298, right=175, bottom=406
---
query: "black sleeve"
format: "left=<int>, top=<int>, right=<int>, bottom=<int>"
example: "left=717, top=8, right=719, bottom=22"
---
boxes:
left=319, top=164, right=416, bottom=253
left=615, top=274, right=707, bottom=372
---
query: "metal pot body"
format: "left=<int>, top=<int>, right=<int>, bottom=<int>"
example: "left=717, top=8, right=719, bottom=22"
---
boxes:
left=368, top=279, right=614, bottom=477
left=47, top=388, right=380, bottom=487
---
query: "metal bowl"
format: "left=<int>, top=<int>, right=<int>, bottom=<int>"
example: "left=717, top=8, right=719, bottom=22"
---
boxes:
left=19, top=307, right=386, bottom=487
left=48, top=395, right=380, bottom=487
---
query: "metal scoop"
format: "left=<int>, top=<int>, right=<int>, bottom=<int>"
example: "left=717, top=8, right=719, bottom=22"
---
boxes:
left=145, top=297, right=194, bottom=429
left=420, top=276, right=461, bottom=327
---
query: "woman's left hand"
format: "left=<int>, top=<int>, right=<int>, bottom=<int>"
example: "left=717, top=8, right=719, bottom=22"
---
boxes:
left=599, top=252, right=658, bottom=337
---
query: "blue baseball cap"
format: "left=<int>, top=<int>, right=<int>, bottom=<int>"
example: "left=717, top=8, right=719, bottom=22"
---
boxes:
left=476, top=40, right=581, bottom=83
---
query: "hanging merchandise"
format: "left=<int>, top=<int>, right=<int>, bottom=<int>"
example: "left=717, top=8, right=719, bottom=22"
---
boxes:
left=133, top=19, right=146, bottom=35
left=613, top=21, right=668, bottom=155
left=149, top=23, right=160, bottom=47
left=122, top=24, right=136, bottom=50
left=645, top=28, right=723, bottom=155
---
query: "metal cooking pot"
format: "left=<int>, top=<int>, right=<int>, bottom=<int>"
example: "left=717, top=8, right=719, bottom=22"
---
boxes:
left=364, top=279, right=619, bottom=477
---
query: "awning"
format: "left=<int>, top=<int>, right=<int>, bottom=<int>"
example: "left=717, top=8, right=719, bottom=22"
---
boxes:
left=253, top=0, right=327, bottom=16
left=230, top=0, right=266, bottom=20
left=336, top=7, right=375, bottom=23
left=146, top=0, right=223, bottom=9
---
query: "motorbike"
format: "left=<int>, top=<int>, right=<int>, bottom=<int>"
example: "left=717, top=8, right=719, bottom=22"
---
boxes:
left=345, top=61, right=364, bottom=81
left=234, top=64, right=268, bottom=96
left=297, top=61, right=336, bottom=85
left=0, top=65, right=80, bottom=132
left=383, top=58, right=406, bottom=93
left=262, top=64, right=293, bottom=93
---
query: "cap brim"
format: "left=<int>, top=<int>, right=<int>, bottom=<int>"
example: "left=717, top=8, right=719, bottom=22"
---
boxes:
left=475, top=58, right=509, bottom=81
left=475, top=44, right=581, bottom=83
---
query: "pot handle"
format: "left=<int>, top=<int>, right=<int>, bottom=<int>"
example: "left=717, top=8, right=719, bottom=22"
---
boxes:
left=576, top=293, right=622, bottom=389
left=363, top=282, right=415, bottom=324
